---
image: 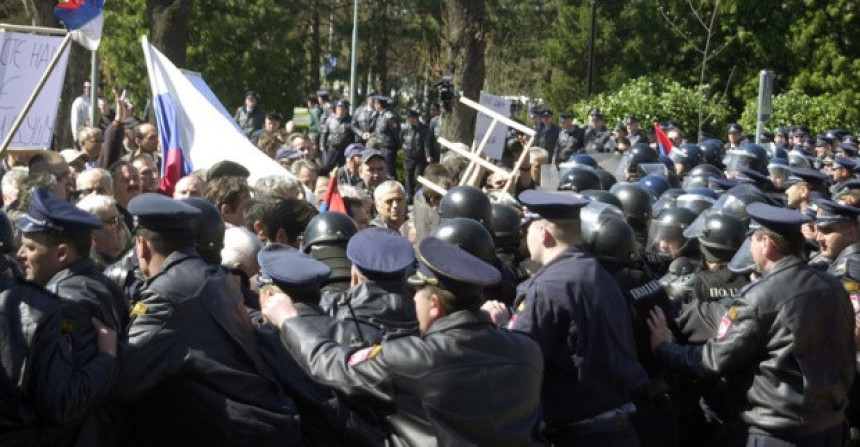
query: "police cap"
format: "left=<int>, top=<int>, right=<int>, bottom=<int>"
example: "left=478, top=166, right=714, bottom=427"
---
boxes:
left=728, top=123, right=742, bottom=134
left=408, top=236, right=500, bottom=299
left=528, top=108, right=542, bottom=118
left=813, top=199, right=860, bottom=229
left=837, top=143, right=858, bottom=156
left=833, top=156, right=856, bottom=170
left=258, top=243, right=331, bottom=290
left=316, top=89, right=330, bottom=98
left=746, top=202, right=811, bottom=237
left=373, top=95, right=392, bottom=106
left=518, top=189, right=589, bottom=226
left=407, top=109, right=420, bottom=118
left=275, top=147, right=300, bottom=161
left=784, top=167, right=828, bottom=189
left=128, top=193, right=201, bottom=233
left=541, top=109, right=553, bottom=118
left=245, top=90, right=259, bottom=99
left=346, top=227, right=414, bottom=279
left=626, top=115, right=639, bottom=124
left=335, top=99, right=349, bottom=108
left=345, top=143, right=365, bottom=159
left=559, top=112, right=574, bottom=120
left=17, top=187, right=103, bottom=234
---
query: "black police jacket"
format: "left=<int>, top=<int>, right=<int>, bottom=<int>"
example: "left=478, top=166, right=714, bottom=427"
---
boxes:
left=0, top=277, right=117, bottom=446
left=280, top=309, right=546, bottom=446
left=371, top=110, right=401, bottom=150
left=554, top=126, right=585, bottom=164
left=402, top=122, right=429, bottom=159
left=328, top=280, right=418, bottom=347
left=828, top=242, right=860, bottom=277
left=656, top=256, right=855, bottom=436
left=510, top=248, right=649, bottom=426
left=113, top=249, right=301, bottom=446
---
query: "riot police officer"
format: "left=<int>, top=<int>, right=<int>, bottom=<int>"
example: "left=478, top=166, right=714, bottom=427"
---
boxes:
left=626, top=116, right=647, bottom=146
left=438, top=185, right=494, bottom=231
left=610, top=182, right=654, bottom=247
left=649, top=203, right=854, bottom=446
left=303, top=211, right=358, bottom=302
left=262, top=236, right=545, bottom=445
left=558, top=166, right=601, bottom=193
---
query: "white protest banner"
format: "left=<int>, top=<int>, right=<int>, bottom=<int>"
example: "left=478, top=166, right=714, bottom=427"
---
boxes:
left=0, top=31, right=70, bottom=150
left=472, top=91, right=509, bottom=160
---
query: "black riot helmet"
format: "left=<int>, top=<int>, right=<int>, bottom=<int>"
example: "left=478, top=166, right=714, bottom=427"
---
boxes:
left=558, top=167, right=601, bottom=192
left=683, top=211, right=745, bottom=263
left=181, top=197, right=226, bottom=265
left=301, top=212, right=358, bottom=253
left=646, top=207, right=697, bottom=259
left=682, top=163, right=724, bottom=189
left=0, top=211, right=15, bottom=254
left=581, top=213, right=638, bottom=264
left=609, top=182, right=653, bottom=231
left=431, top=217, right=497, bottom=264
left=594, top=168, right=617, bottom=190
left=699, top=139, right=725, bottom=169
left=725, top=143, right=769, bottom=175
left=439, top=185, right=493, bottom=231
left=625, top=144, right=660, bottom=180
left=490, top=203, right=521, bottom=248
left=581, top=190, right=624, bottom=212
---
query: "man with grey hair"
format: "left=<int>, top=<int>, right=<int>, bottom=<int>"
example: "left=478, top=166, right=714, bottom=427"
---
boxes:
left=77, top=194, right=129, bottom=268
left=221, top=226, right=262, bottom=281
left=76, top=168, right=113, bottom=198
left=254, top=175, right=302, bottom=200
left=77, top=126, right=104, bottom=165
left=369, top=180, right=407, bottom=231
left=290, top=159, right=318, bottom=192
left=2, top=166, right=28, bottom=210
left=173, top=174, right=205, bottom=199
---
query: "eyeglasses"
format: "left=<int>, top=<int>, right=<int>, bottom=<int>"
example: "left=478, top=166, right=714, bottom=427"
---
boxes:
left=79, top=187, right=108, bottom=196
left=102, top=216, right=123, bottom=227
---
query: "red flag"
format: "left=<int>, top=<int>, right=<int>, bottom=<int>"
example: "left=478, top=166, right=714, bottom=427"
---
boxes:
left=654, top=123, right=673, bottom=157
left=320, top=169, right=347, bottom=213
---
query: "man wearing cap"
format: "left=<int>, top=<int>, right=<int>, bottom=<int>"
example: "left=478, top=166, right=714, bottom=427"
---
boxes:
left=814, top=199, right=860, bottom=274
left=327, top=227, right=418, bottom=346
left=584, top=113, right=610, bottom=153
left=725, top=123, right=743, bottom=151
left=319, top=99, right=354, bottom=176
left=337, top=143, right=365, bottom=186
left=263, top=236, right=545, bottom=445
left=15, top=186, right=125, bottom=443
left=626, top=116, right=647, bottom=146
left=359, top=149, right=388, bottom=200
left=649, top=202, right=855, bottom=445
left=253, top=112, right=284, bottom=149
left=510, top=190, right=649, bottom=446
left=253, top=243, right=385, bottom=445
left=538, top=110, right=560, bottom=160
left=350, top=93, right=377, bottom=142
left=235, top=91, right=265, bottom=139
left=113, top=193, right=300, bottom=445
left=402, top=109, right=430, bottom=201
left=554, top=112, right=585, bottom=164
left=368, top=96, right=401, bottom=179
left=784, top=167, right=828, bottom=211
left=528, top=108, right=544, bottom=133
left=830, top=156, right=856, bottom=196
left=316, top=89, right=333, bottom=117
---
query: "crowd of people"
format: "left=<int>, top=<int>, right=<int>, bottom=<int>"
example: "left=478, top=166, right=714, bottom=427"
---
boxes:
left=1, top=80, right=859, bottom=447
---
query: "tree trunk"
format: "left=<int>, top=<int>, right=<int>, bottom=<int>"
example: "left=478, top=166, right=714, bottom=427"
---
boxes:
left=441, top=0, right=487, bottom=145
left=147, top=0, right=194, bottom=68
left=309, top=10, right=321, bottom=90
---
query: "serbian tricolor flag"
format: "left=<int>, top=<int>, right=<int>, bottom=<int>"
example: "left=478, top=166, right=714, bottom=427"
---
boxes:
left=140, top=36, right=312, bottom=199
left=54, top=0, right=105, bottom=51
left=654, top=122, right=674, bottom=156
left=319, top=168, right=347, bottom=213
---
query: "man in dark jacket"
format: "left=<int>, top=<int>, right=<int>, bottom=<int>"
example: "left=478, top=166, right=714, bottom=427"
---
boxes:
left=234, top=91, right=265, bottom=139
left=401, top=109, right=430, bottom=201
left=263, top=236, right=545, bottom=446
left=113, top=193, right=301, bottom=446
left=650, top=203, right=855, bottom=446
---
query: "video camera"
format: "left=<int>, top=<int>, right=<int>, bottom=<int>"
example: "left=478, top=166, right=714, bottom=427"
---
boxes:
left=431, top=76, right=457, bottom=112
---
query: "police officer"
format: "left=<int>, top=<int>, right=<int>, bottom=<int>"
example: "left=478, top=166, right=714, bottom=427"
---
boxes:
left=510, top=190, right=649, bottom=446
left=13, top=186, right=122, bottom=444
left=234, top=91, right=265, bottom=138
left=830, top=156, right=856, bottom=196
left=326, top=227, right=417, bottom=346
left=303, top=211, right=358, bottom=302
left=724, top=123, right=743, bottom=151
left=438, top=185, right=494, bottom=231
left=538, top=109, right=560, bottom=160
left=814, top=199, right=860, bottom=272
left=366, top=96, right=401, bottom=179
left=113, top=194, right=300, bottom=446
left=649, top=202, right=855, bottom=446
left=626, top=115, right=647, bottom=146
left=425, top=102, right=442, bottom=163
left=262, top=236, right=545, bottom=445
left=783, top=167, right=828, bottom=211
left=350, top=93, right=376, bottom=142
left=254, top=243, right=385, bottom=445
left=584, top=113, right=610, bottom=153
left=402, top=109, right=430, bottom=201
left=554, top=111, right=585, bottom=164
left=319, top=99, right=355, bottom=176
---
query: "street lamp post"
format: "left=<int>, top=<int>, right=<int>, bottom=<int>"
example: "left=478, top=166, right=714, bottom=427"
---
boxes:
left=349, top=0, right=359, bottom=114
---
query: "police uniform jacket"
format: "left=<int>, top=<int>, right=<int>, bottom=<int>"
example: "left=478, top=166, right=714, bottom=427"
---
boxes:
left=656, top=255, right=855, bottom=436
left=827, top=242, right=860, bottom=277
left=281, top=309, right=545, bottom=446
left=402, top=121, right=430, bottom=160
left=371, top=110, right=401, bottom=151
left=553, top=126, right=585, bottom=164
left=426, top=115, right=441, bottom=162
left=234, top=106, right=265, bottom=138
left=319, top=115, right=355, bottom=174
left=627, top=130, right=647, bottom=146
left=113, top=249, right=301, bottom=446
left=350, top=104, right=376, bottom=138
left=510, top=248, right=649, bottom=427
left=538, top=125, right=560, bottom=159
left=328, top=280, right=418, bottom=346
left=0, top=277, right=117, bottom=445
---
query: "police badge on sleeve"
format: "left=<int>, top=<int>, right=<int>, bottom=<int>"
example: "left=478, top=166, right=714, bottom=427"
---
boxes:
left=716, top=306, right=738, bottom=340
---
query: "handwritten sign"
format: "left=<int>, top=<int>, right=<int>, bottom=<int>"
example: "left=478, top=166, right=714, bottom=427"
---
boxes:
left=472, top=91, right=510, bottom=160
left=0, top=31, right=70, bottom=150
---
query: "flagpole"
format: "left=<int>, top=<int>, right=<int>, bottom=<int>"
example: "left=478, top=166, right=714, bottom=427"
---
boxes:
left=89, top=49, right=99, bottom=128
left=0, top=32, right=73, bottom=158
